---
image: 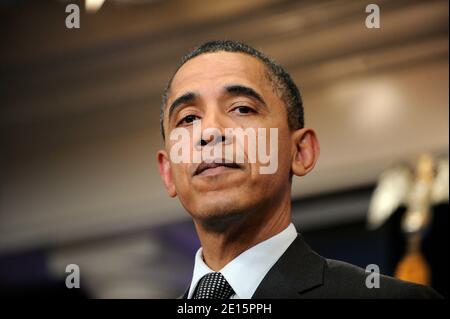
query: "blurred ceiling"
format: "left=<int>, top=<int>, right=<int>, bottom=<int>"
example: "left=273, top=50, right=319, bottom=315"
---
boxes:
left=0, top=0, right=448, bottom=252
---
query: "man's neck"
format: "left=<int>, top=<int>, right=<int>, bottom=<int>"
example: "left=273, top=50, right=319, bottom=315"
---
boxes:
left=193, top=196, right=292, bottom=271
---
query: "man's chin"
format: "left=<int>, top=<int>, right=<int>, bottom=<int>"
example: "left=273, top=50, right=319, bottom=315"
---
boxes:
left=187, top=194, right=252, bottom=230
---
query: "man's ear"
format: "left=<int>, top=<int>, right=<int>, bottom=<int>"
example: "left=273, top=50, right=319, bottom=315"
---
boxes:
left=291, top=128, right=320, bottom=177
left=157, top=150, right=177, bottom=197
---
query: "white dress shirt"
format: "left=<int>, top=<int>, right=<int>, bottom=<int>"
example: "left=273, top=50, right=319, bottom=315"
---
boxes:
left=187, top=223, right=298, bottom=299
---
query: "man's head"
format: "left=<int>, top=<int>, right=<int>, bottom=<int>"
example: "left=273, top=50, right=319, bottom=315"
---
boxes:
left=157, top=40, right=319, bottom=229
left=160, top=40, right=304, bottom=140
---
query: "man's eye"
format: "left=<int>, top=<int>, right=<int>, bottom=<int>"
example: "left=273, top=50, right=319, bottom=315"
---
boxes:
left=177, top=114, right=199, bottom=126
left=233, top=106, right=256, bottom=114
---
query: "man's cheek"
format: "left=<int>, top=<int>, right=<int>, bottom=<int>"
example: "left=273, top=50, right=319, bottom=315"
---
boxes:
left=170, top=165, right=187, bottom=186
left=252, top=127, right=279, bottom=175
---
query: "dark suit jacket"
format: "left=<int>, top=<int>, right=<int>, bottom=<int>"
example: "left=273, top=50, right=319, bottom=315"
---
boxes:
left=181, top=234, right=442, bottom=299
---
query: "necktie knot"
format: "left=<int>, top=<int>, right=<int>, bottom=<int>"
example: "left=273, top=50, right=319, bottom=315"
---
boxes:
left=192, top=272, right=235, bottom=299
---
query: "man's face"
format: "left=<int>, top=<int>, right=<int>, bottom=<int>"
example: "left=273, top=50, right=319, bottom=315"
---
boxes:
left=158, top=52, right=295, bottom=222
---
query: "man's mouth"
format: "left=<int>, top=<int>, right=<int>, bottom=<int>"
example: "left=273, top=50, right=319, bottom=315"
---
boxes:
left=194, top=161, right=241, bottom=176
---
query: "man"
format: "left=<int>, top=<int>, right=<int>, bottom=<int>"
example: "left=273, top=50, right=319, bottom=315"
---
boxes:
left=156, top=40, right=441, bottom=299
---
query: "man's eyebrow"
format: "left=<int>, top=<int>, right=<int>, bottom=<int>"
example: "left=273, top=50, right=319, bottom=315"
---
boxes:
left=225, top=85, right=267, bottom=106
left=167, top=92, right=198, bottom=121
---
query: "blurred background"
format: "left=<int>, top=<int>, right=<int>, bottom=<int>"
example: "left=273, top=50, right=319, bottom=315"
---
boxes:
left=0, top=0, right=448, bottom=298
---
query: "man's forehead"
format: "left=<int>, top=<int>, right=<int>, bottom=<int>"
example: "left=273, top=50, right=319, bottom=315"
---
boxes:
left=169, top=52, right=268, bottom=98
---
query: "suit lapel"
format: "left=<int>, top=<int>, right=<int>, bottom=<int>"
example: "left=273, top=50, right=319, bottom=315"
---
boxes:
left=179, top=234, right=325, bottom=299
left=251, top=234, right=325, bottom=298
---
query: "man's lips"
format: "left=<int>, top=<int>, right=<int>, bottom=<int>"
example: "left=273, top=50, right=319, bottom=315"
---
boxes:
left=194, top=161, right=241, bottom=176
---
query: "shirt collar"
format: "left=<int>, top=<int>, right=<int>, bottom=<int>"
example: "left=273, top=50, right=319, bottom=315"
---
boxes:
left=188, top=223, right=298, bottom=299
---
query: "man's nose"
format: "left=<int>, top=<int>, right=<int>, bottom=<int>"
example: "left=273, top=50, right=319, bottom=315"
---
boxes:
left=200, top=134, right=226, bottom=146
left=195, top=110, right=228, bottom=147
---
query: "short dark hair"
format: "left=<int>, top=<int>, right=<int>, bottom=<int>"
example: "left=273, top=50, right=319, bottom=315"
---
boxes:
left=160, top=40, right=304, bottom=139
